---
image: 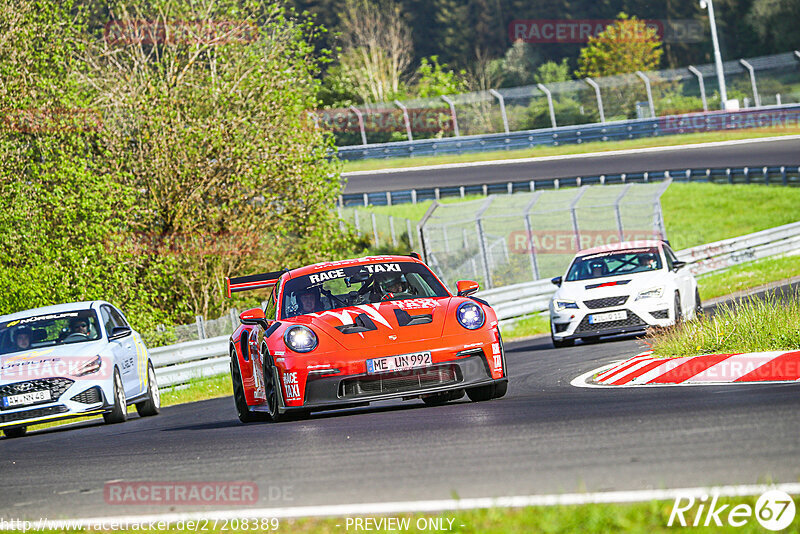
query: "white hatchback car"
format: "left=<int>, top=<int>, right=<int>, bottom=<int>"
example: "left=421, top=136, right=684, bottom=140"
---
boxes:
left=549, top=240, right=700, bottom=348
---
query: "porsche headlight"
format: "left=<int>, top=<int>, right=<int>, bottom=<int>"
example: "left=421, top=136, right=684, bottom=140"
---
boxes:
left=283, top=325, right=318, bottom=353
left=553, top=299, right=579, bottom=311
left=74, top=355, right=102, bottom=377
left=457, top=302, right=485, bottom=330
left=636, top=287, right=664, bottom=301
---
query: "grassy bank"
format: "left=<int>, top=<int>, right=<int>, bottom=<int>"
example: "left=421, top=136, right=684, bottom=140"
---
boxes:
left=340, top=128, right=800, bottom=173
left=648, top=289, right=800, bottom=357
left=697, top=254, right=800, bottom=300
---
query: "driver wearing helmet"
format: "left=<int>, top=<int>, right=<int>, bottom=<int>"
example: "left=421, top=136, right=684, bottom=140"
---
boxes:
left=13, top=327, right=32, bottom=350
left=296, top=286, right=327, bottom=315
left=589, top=260, right=606, bottom=278
left=639, top=253, right=657, bottom=270
left=377, top=274, right=411, bottom=299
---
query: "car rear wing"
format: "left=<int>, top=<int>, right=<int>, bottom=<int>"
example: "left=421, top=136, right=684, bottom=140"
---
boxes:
left=225, top=270, right=286, bottom=298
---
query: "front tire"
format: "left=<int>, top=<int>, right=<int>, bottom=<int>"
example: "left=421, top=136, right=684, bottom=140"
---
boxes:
left=674, top=291, right=683, bottom=324
left=136, top=362, right=160, bottom=417
left=694, top=288, right=703, bottom=318
left=4, top=426, right=27, bottom=438
left=262, top=353, right=286, bottom=423
left=230, top=350, right=267, bottom=423
left=552, top=336, right=574, bottom=348
left=103, top=368, right=127, bottom=424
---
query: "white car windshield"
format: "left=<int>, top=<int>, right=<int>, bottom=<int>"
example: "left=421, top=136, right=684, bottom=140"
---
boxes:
left=566, top=247, right=662, bottom=281
left=0, top=310, right=102, bottom=355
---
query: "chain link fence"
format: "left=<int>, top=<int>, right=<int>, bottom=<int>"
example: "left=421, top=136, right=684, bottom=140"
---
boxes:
left=419, top=181, right=670, bottom=290
left=321, top=51, right=800, bottom=146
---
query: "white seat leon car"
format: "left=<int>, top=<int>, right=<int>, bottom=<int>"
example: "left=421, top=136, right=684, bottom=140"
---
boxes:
left=549, top=240, right=700, bottom=348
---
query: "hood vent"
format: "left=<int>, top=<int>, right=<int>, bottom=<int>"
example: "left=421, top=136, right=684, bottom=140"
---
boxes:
left=336, top=313, right=378, bottom=334
left=394, top=308, right=433, bottom=327
left=585, top=280, right=631, bottom=290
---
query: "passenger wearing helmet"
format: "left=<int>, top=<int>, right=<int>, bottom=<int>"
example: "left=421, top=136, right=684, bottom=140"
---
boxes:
left=639, top=253, right=657, bottom=270
left=13, top=327, right=31, bottom=350
left=377, top=273, right=411, bottom=300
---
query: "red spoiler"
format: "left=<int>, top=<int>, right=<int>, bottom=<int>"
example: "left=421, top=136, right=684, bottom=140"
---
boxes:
left=225, top=270, right=287, bottom=298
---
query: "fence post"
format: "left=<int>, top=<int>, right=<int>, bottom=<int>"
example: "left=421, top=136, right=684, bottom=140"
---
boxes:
left=687, top=65, right=708, bottom=112
left=406, top=218, right=414, bottom=249
left=349, top=106, right=368, bottom=145
left=393, top=100, right=414, bottom=141
left=417, top=201, right=440, bottom=263
left=229, top=308, right=239, bottom=329
left=584, top=78, right=605, bottom=124
left=537, top=83, right=557, bottom=128
left=489, top=89, right=510, bottom=134
left=386, top=191, right=392, bottom=206
left=362, top=193, right=368, bottom=207
left=371, top=212, right=379, bottom=246
left=569, top=186, right=588, bottom=251
left=739, top=59, right=761, bottom=108
left=195, top=316, right=206, bottom=340
left=354, top=208, right=361, bottom=236
left=523, top=191, right=543, bottom=280
left=389, top=216, right=398, bottom=248
left=440, top=95, right=460, bottom=137
left=635, top=71, right=655, bottom=118
left=614, top=184, right=633, bottom=241
left=475, top=198, right=494, bottom=289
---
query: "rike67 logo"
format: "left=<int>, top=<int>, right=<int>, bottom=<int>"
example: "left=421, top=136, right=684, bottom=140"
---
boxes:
left=668, top=490, right=796, bottom=531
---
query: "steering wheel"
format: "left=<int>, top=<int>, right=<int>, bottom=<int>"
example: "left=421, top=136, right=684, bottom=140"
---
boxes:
left=63, top=332, right=89, bottom=343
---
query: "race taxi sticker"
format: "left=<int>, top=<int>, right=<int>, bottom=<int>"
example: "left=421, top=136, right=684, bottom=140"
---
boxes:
left=282, top=372, right=301, bottom=400
left=364, top=263, right=401, bottom=273
left=492, top=342, right=503, bottom=371
left=308, top=269, right=345, bottom=285
left=393, top=298, right=440, bottom=310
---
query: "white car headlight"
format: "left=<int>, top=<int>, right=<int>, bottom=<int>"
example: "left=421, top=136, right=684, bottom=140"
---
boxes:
left=635, top=287, right=664, bottom=301
left=283, top=325, right=318, bottom=353
left=74, top=355, right=102, bottom=377
left=553, top=299, right=578, bottom=311
left=456, top=302, right=485, bottom=330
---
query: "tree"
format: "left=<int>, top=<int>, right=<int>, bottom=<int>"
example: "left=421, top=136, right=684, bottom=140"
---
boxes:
left=575, top=13, right=663, bottom=78
left=534, top=59, right=571, bottom=85
left=413, top=56, right=467, bottom=97
left=338, top=0, right=413, bottom=102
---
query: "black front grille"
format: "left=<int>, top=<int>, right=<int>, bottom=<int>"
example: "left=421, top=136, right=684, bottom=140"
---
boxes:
left=650, top=309, right=669, bottom=319
left=0, top=405, right=68, bottom=424
left=0, top=378, right=74, bottom=410
left=576, top=309, right=647, bottom=333
left=583, top=296, right=628, bottom=309
left=340, top=365, right=461, bottom=398
left=71, top=387, right=102, bottom=404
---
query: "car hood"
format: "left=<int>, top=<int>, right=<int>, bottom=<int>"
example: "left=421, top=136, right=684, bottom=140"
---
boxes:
left=0, top=340, right=106, bottom=383
left=555, top=270, right=668, bottom=302
left=297, top=297, right=456, bottom=351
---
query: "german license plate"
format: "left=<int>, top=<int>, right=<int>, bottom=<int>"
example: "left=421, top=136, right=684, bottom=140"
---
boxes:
left=366, top=351, right=432, bottom=375
left=589, top=310, right=627, bottom=324
left=2, top=389, right=51, bottom=408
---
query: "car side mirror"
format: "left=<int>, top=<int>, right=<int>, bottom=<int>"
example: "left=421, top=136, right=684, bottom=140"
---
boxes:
left=672, top=261, right=686, bottom=271
left=109, top=326, right=132, bottom=340
left=551, top=276, right=562, bottom=287
left=456, top=280, right=480, bottom=297
left=240, top=308, right=269, bottom=328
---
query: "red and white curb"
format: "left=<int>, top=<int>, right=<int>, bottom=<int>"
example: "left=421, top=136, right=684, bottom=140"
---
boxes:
left=572, top=350, right=800, bottom=388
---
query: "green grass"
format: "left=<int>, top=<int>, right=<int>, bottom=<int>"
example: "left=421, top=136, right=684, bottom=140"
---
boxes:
left=500, top=313, right=551, bottom=341
left=647, top=289, right=800, bottom=357
left=14, top=495, right=798, bottom=532
left=697, top=254, right=800, bottom=300
left=340, top=128, right=800, bottom=173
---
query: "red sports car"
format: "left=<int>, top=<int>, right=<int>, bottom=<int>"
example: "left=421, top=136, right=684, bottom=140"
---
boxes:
left=225, top=254, right=507, bottom=422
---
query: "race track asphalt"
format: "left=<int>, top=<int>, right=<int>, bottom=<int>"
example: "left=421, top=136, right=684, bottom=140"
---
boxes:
left=342, top=136, right=800, bottom=194
left=3, top=296, right=799, bottom=520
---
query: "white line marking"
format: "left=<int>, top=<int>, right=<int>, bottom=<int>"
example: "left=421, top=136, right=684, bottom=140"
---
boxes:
left=29, top=483, right=800, bottom=527
left=342, top=135, right=800, bottom=176
left=631, top=358, right=686, bottom=385
left=597, top=359, right=656, bottom=384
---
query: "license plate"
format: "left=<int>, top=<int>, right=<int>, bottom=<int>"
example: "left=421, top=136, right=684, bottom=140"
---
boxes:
left=589, top=310, right=627, bottom=324
left=366, top=351, right=432, bottom=375
left=2, top=389, right=51, bottom=408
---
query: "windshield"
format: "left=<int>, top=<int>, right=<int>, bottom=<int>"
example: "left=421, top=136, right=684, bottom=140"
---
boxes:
left=281, top=261, right=449, bottom=318
left=566, top=247, right=663, bottom=281
left=0, top=310, right=102, bottom=355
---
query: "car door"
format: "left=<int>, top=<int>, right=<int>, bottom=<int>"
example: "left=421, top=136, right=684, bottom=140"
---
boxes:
left=664, top=245, right=694, bottom=316
left=101, top=305, right=138, bottom=398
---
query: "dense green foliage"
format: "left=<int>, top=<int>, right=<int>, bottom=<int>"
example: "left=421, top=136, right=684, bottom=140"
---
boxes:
left=0, top=0, right=348, bottom=341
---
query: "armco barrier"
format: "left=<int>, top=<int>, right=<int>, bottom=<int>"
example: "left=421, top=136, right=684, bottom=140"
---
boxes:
left=151, top=221, right=800, bottom=387
left=340, top=165, right=800, bottom=207
left=336, top=104, right=800, bottom=161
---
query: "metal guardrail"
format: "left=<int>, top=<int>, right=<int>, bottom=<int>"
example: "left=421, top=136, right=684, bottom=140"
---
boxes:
left=341, top=165, right=800, bottom=207
left=150, top=335, right=229, bottom=388
left=336, top=104, right=800, bottom=161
